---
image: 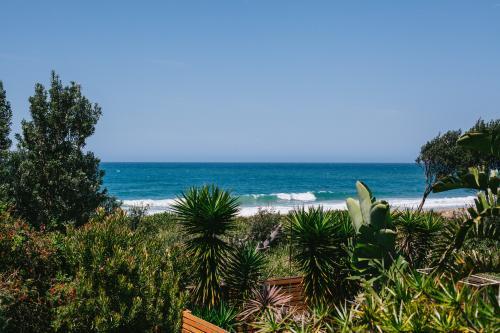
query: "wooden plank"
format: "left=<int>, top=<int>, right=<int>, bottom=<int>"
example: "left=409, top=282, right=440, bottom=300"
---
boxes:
left=460, top=274, right=500, bottom=287
left=182, top=310, right=228, bottom=333
left=183, top=317, right=227, bottom=333
left=266, top=275, right=303, bottom=281
left=260, top=276, right=307, bottom=311
left=182, top=324, right=205, bottom=333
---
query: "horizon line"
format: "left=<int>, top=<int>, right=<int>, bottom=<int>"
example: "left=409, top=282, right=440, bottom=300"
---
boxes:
left=100, top=161, right=418, bottom=164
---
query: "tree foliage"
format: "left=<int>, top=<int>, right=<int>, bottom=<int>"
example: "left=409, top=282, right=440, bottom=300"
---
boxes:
left=9, top=72, right=113, bottom=230
left=0, top=81, right=12, bottom=155
left=415, top=118, right=500, bottom=209
left=0, top=81, right=13, bottom=202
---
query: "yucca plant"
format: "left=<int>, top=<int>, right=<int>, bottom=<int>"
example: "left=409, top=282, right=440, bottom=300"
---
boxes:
left=252, top=308, right=291, bottom=333
left=193, top=302, right=239, bottom=332
left=224, top=244, right=266, bottom=303
left=287, top=206, right=348, bottom=305
left=329, top=303, right=357, bottom=333
left=393, top=209, right=443, bottom=268
left=171, top=185, right=239, bottom=308
left=239, top=285, right=292, bottom=321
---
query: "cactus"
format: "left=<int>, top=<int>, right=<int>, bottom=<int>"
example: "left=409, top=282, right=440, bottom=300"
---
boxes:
left=346, top=181, right=396, bottom=273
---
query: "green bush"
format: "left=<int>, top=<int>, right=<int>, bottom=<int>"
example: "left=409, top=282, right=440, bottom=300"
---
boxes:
left=0, top=211, right=63, bottom=332
left=260, top=244, right=300, bottom=279
left=51, top=209, right=186, bottom=332
left=246, top=209, right=283, bottom=245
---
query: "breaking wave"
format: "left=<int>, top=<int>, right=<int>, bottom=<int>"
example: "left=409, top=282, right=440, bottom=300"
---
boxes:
left=122, top=194, right=475, bottom=216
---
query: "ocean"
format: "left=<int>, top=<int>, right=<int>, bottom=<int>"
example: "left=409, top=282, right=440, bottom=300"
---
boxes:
left=101, top=163, right=475, bottom=215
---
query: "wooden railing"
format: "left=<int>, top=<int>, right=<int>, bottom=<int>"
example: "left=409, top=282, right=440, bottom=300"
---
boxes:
left=263, top=276, right=305, bottom=308
left=181, top=310, right=228, bottom=333
left=181, top=276, right=306, bottom=332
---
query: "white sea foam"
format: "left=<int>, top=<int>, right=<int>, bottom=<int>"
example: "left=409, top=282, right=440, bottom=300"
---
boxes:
left=122, top=199, right=176, bottom=214
left=122, top=195, right=475, bottom=216
left=387, top=196, right=476, bottom=209
left=275, top=192, right=316, bottom=201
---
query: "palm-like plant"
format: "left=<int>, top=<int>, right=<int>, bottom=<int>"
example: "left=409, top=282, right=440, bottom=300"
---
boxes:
left=239, top=285, right=292, bottom=321
left=287, top=207, right=349, bottom=305
left=393, top=210, right=443, bottom=268
left=171, top=185, right=239, bottom=308
left=193, top=302, right=239, bottom=332
left=224, top=244, right=266, bottom=303
left=251, top=308, right=291, bottom=333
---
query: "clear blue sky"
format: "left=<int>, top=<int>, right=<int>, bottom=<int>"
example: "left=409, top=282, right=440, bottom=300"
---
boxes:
left=1, top=1, right=499, bottom=162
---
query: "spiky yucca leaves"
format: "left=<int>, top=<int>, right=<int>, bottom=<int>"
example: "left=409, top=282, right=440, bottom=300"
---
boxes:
left=253, top=266, right=500, bottom=331
left=252, top=308, right=291, bottom=333
left=224, top=245, right=266, bottom=303
left=326, top=268, right=500, bottom=332
left=193, top=302, right=239, bottom=332
left=171, top=185, right=239, bottom=308
left=239, top=285, right=292, bottom=322
left=287, top=207, right=350, bottom=305
left=393, top=210, right=443, bottom=268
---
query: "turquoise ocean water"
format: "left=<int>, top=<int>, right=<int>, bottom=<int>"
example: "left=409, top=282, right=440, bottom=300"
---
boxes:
left=101, top=163, right=474, bottom=215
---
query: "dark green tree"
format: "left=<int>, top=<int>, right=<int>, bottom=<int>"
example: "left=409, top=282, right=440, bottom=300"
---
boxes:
left=0, top=81, right=13, bottom=204
left=415, top=119, right=500, bottom=210
left=0, top=81, right=12, bottom=155
left=10, top=72, right=111, bottom=230
left=415, top=130, right=471, bottom=210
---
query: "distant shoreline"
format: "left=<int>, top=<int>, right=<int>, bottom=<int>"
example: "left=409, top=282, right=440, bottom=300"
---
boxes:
left=121, top=195, right=474, bottom=217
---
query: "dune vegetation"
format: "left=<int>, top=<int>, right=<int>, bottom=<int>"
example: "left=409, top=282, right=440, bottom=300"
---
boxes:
left=0, top=75, right=499, bottom=332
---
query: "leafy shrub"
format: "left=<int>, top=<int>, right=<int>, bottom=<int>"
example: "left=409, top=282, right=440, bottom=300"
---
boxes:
left=260, top=244, right=300, bottom=279
left=0, top=211, right=63, bottom=332
left=136, top=212, right=183, bottom=247
left=247, top=209, right=283, bottom=244
left=127, top=204, right=149, bottom=230
left=51, top=209, right=186, bottom=332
